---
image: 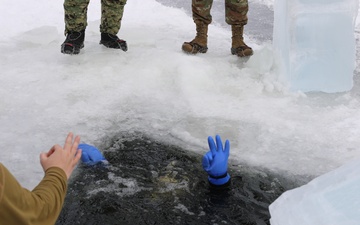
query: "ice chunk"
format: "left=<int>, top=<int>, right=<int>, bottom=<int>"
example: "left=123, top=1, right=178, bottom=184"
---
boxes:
left=269, top=158, right=360, bottom=225
left=273, top=0, right=359, bottom=93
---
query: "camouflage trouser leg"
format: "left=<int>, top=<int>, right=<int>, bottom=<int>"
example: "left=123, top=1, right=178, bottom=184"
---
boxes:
left=192, top=0, right=213, bottom=25
left=225, top=0, right=248, bottom=26
left=100, top=0, right=127, bottom=35
left=64, top=0, right=90, bottom=34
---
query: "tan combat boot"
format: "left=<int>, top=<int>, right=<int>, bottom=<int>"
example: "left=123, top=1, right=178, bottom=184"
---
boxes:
left=231, top=25, right=253, bottom=57
left=182, top=22, right=208, bottom=54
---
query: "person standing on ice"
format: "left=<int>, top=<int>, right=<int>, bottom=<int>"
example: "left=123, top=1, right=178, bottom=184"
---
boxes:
left=61, top=0, right=128, bottom=55
left=182, top=0, right=253, bottom=57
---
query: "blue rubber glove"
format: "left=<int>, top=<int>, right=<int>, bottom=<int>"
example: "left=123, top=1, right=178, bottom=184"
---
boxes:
left=78, top=143, right=106, bottom=165
left=202, top=135, right=230, bottom=186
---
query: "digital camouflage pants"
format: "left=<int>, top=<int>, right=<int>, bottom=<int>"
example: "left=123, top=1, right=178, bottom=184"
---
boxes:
left=64, top=0, right=127, bottom=35
left=192, top=0, right=248, bottom=25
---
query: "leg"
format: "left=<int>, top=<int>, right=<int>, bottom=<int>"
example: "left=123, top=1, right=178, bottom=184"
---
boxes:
left=61, top=0, right=90, bottom=54
left=225, top=0, right=253, bottom=57
left=99, top=0, right=128, bottom=51
left=64, top=0, right=90, bottom=34
left=192, top=0, right=213, bottom=25
left=225, top=0, right=248, bottom=26
left=182, top=0, right=214, bottom=54
left=100, top=0, right=127, bottom=35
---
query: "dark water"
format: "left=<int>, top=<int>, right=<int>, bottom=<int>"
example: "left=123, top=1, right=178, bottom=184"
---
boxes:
left=57, top=133, right=296, bottom=225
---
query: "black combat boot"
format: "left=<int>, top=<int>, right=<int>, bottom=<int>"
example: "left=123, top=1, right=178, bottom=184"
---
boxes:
left=100, top=33, right=128, bottom=51
left=61, top=30, right=85, bottom=55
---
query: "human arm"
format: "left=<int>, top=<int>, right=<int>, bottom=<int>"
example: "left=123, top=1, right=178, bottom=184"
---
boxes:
left=202, top=135, right=231, bottom=186
left=0, top=132, right=81, bottom=225
left=0, top=164, right=67, bottom=225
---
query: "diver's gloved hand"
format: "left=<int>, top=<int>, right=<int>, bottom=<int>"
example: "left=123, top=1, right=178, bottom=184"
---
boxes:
left=202, top=135, right=230, bottom=186
left=78, top=143, right=107, bottom=165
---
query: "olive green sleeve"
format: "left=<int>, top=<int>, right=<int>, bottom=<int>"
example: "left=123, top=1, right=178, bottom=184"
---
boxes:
left=0, top=163, right=68, bottom=225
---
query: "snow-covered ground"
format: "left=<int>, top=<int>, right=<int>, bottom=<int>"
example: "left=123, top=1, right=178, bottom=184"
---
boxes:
left=0, top=0, right=360, bottom=195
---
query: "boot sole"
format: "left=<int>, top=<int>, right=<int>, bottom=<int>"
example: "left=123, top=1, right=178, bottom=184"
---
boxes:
left=231, top=47, right=253, bottom=57
left=99, top=40, right=128, bottom=52
left=182, top=42, right=208, bottom=54
left=61, top=43, right=84, bottom=55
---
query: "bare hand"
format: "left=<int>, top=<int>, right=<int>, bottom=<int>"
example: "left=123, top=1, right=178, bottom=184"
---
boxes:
left=40, top=132, right=82, bottom=179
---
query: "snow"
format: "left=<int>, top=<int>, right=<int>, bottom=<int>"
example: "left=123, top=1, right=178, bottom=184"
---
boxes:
left=0, top=1, right=360, bottom=223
